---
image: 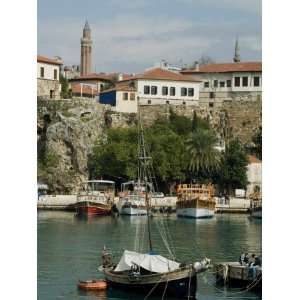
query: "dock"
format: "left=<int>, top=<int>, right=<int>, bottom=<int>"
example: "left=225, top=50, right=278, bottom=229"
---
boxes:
left=215, top=197, right=250, bottom=213
left=37, top=195, right=77, bottom=210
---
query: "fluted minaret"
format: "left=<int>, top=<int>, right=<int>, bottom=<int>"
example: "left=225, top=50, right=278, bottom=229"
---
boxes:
left=80, top=20, right=92, bottom=75
left=233, top=38, right=241, bottom=63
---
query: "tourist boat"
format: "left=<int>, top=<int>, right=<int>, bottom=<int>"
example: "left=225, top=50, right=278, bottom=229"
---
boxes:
left=249, top=191, right=262, bottom=219
left=101, top=106, right=211, bottom=299
left=176, top=183, right=216, bottom=218
left=75, top=180, right=115, bottom=216
left=118, top=181, right=147, bottom=216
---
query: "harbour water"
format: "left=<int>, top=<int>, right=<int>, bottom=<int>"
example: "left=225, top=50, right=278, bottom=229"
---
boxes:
left=38, top=211, right=261, bottom=300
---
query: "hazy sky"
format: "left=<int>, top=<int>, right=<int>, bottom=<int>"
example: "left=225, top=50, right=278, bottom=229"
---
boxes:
left=37, top=0, right=261, bottom=73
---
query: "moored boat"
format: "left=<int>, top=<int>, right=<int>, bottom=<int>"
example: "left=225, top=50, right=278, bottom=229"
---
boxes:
left=77, top=279, right=107, bottom=290
left=176, top=183, right=216, bottom=218
left=249, top=191, right=262, bottom=219
left=75, top=180, right=115, bottom=216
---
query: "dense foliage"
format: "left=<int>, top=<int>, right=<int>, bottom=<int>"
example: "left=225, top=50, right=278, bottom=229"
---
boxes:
left=60, top=74, right=71, bottom=99
left=88, top=112, right=248, bottom=195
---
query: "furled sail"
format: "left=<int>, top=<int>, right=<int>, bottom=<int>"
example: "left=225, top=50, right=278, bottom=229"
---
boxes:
left=114, top=250, right=180, bottom=273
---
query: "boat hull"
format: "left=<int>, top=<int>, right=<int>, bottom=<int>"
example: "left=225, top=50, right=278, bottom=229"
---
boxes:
left=76, top=201, right=111, bottom=216
left=103, top=267, right=197, bottom=299
left=177, top=207, right=214, bottom=219
left=120, top=206, right=147, bottom=216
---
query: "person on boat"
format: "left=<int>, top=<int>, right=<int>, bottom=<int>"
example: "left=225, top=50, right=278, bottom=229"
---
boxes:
left=239, top=253, right=246, bottom=265
left=244, top=253, right=249, bottom=264
left=248, top=254, right=258, bottom=280
left=101, top=246, right=112, bottom=268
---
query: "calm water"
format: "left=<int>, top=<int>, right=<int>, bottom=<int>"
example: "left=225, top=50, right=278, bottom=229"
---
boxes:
left=38, top=211, right=262, bottom=300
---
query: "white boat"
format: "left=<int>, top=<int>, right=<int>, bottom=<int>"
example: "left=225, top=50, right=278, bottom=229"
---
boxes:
left=119, top=182, right=148, bottom=216
left=176, top=184, right=216, bottom=219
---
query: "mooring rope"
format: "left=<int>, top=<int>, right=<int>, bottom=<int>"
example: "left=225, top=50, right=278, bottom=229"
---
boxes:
left=143, top=275, right=166, bottom=300
left=187, top=266, right=192, bottom=300
left=161, top=279, right=169, bottom=300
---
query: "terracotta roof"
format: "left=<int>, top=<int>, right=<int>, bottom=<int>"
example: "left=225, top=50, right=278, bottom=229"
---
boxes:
left=248, top=155, right=261, bottom=164
left=120, top=68, right=200, bottom=82
left=37, top=55, right=63, bottom=65
left=71, top=84, right=97, bottom=95
left=181, top=62, right=262, bottom=74
left=100, top=82, right=137, bottom=94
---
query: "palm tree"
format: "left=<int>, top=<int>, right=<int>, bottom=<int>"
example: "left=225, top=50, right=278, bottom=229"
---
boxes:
left=185, top=129, right=221, bottom=174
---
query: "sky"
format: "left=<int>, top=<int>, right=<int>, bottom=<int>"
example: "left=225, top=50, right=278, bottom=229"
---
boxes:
left=37, top=0, right=261, bottom=73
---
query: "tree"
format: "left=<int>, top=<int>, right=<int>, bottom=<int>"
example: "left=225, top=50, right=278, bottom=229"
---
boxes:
left=198, top=55, right=215, bottom=66
left=192, top=111, right=210, bottom=131
left=60, top=74, right=71, bottom=99
left=217, top=139, right=248, bottom=195
left=252, top=127, right=262, bottom=160
left=185, top=129, right=221, bottom=175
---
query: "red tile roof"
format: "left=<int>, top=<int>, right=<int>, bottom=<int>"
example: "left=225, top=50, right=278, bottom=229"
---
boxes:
left=121, top=68, right=200, bottom=82
left=71, top=84, right=98, bottom=95
left=181, top=62, right=262, bottom=74
left=100, top=82, right=137, bottom=94
left=37, top=55, right=63, bottom=65
left=248, top=155, right=261, bottom=164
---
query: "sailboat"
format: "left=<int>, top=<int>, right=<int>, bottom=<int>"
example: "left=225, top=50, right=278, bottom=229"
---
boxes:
left=101, top=105, right=210, bottom=299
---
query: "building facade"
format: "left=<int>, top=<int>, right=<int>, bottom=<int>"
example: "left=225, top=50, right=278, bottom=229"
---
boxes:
left=99, top=68, right=201, bottom=112
left=181, top=61, right=262, bottom=106
left=37, top=55, right=62, bottom=100
left=80, top=21, right=92, bottom=76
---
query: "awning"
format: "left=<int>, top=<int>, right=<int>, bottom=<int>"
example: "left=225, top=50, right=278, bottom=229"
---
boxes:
left=114, top=250, right=180, bottom=273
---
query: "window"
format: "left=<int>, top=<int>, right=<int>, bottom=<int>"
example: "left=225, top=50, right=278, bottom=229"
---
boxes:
left=254, top=76, right=260, bottom=87
left=242, top=77, right=248, bottom=87
left=123, top=92, right=128, bottom=100
left=183, top=101, right=186, bottom=105
left=181, top=87, right=187, bottom=96
left=130, top=93, right=135, bottom=101
left=209, top=92, right=215, bottom=99
left=214, top=80, right=218, bottom=88
left=234, top=77, right=240, bottom=87
left=50, top=90, right=54, bottom=99
left=188, top=88, right=194, bottom=97
left=170, top=87, right=176, bottom=96
left=204, top=82, right=209, bottom=88
left=144, top=85, right=150, bottom=94
left=148, top=100, right=151, bottom=104
left=54, top=69, right=57, bottom=80
left=220, top=81, right=225, bottom=88
left=151, top=86, right=157, bottom=95
left=226, top=80, right=232, bottom=87
left=166, top=100, right=169, bottom=104
left=40, top=67, right=44, bottom=78
left=162, top=86, right=168, bottom=95
left=209, top=102, right=214, bottom=108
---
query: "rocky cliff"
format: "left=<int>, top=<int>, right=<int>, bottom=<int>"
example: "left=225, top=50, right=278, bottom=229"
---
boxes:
left=37, top=99, right=261, bottom=193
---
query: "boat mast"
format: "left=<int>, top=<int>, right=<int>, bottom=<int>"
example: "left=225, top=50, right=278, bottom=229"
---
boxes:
left=137, top=101, right=153, bottom=253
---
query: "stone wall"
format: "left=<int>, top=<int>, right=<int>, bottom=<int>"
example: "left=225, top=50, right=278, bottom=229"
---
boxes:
left=37, top=78, right=61, bottom=100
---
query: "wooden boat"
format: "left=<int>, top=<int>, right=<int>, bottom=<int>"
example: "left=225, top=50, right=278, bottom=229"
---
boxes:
left=215, top=262, right=262, bottom=292
left=176, top=183, right=216, bottom=218
left=101, top=104, right=210, bottom=299
left=75, top=180, right=115, bottom=216
left=77, top=279, right=107, bottom=290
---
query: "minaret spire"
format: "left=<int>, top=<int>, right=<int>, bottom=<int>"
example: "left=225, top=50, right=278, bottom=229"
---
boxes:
left=233, top=37, right=241, bottom=63
left=80, top=20, right=92, bottom=75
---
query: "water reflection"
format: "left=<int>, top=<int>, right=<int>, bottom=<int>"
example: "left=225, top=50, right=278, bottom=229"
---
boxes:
left=38, top=212, right=261, bottom=300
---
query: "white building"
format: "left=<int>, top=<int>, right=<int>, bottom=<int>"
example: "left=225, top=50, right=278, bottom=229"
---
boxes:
left=181, top=61, right=262, bottom=106
left=246, top=155, right=262, bottom=196
left=99, top=68, right=201, bottom=112
left=37, top=55, right=62, bottom=99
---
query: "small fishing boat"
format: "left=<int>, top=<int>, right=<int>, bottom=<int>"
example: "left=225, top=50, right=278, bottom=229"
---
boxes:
left=77, top=279, right=107, bottom=290
left=176, top=183, right=216, bottom=218
left=75, top=180, right=115, bottom=216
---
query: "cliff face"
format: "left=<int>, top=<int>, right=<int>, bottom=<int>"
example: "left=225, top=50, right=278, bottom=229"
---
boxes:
left=37, top=99, right=261, bottom=193
left=37, top=99, right=106, bottom=193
